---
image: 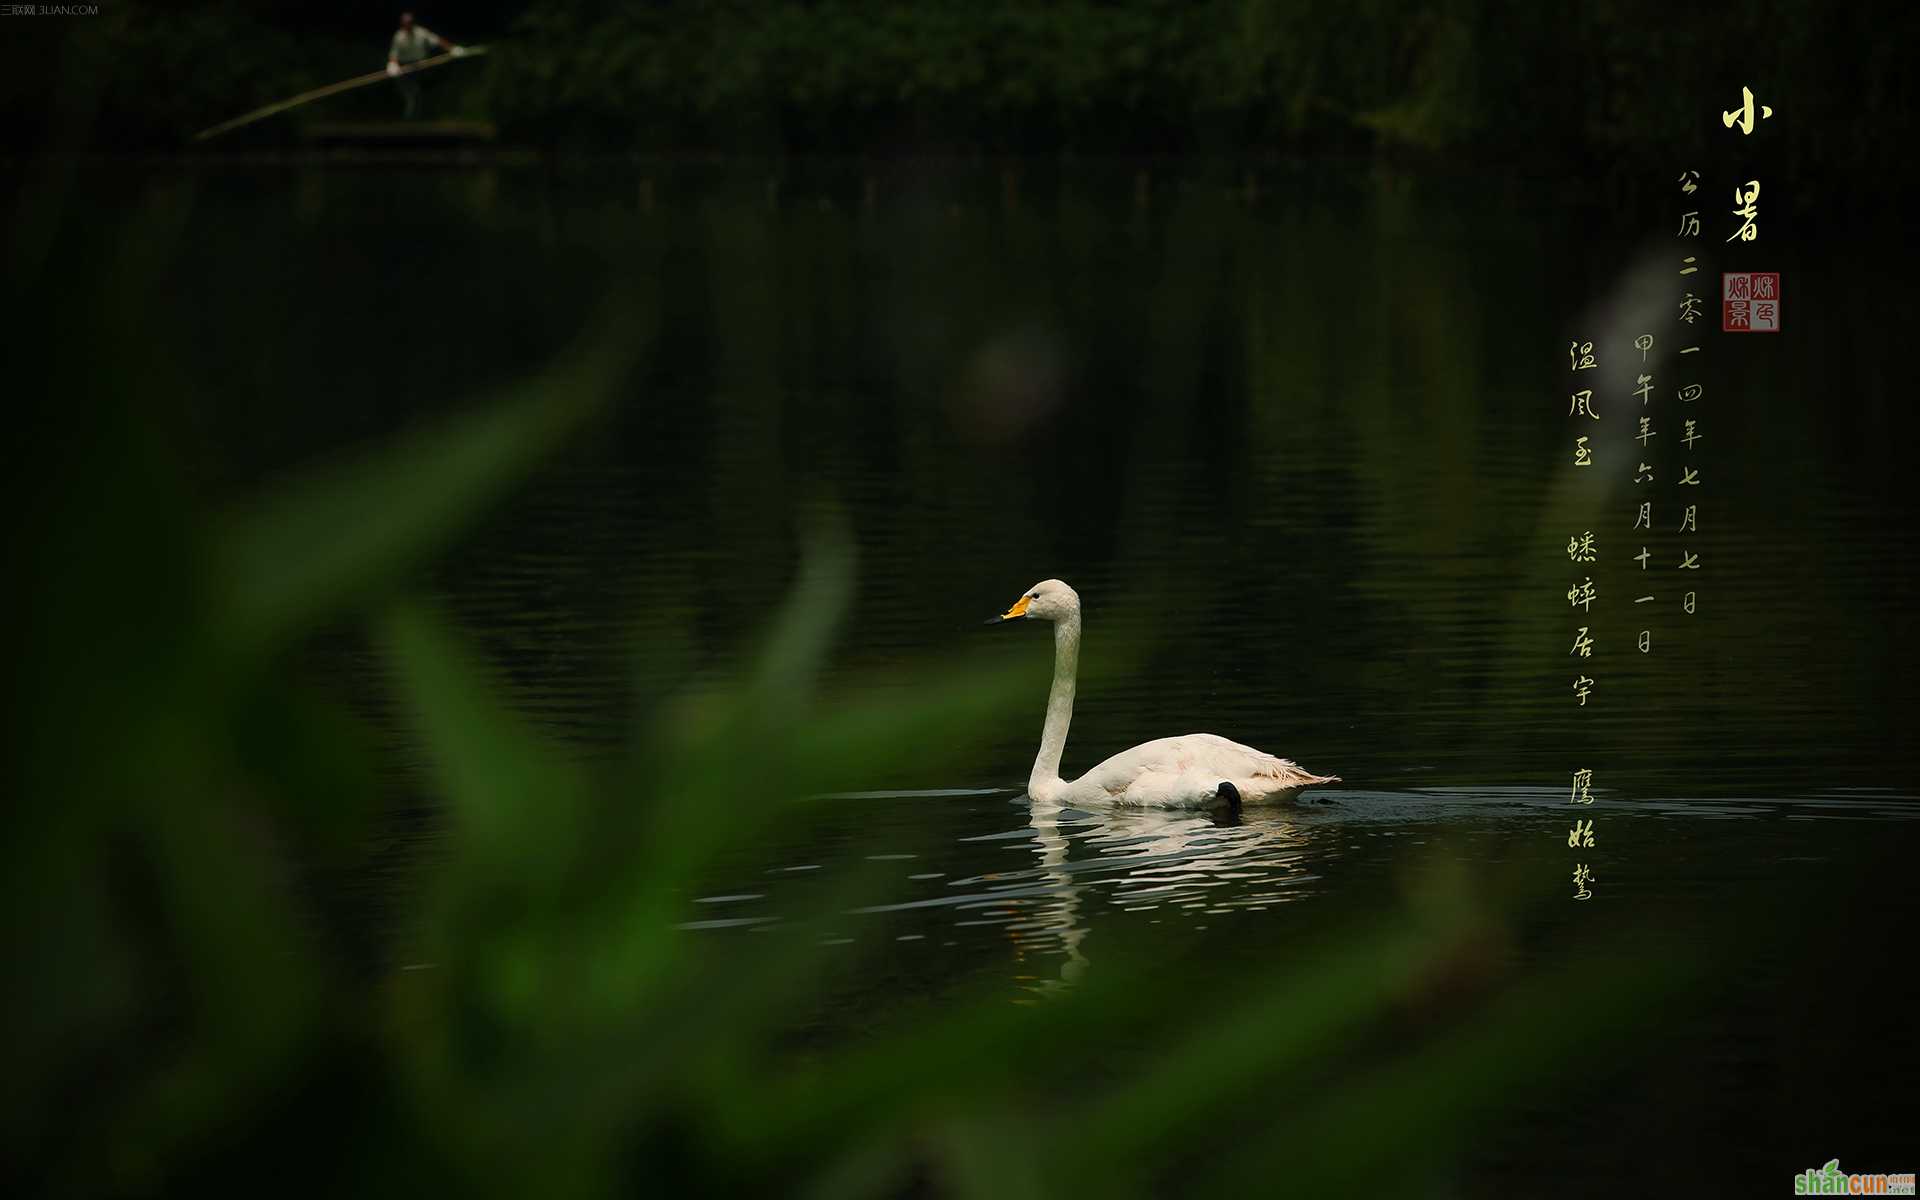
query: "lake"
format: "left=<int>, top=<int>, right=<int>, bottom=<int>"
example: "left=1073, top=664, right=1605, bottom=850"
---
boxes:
left=53, top=154, right=1918, bottom=1192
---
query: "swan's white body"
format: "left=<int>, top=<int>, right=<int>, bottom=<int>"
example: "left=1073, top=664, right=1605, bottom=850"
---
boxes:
left=992, top=579, right=1338, bottom=808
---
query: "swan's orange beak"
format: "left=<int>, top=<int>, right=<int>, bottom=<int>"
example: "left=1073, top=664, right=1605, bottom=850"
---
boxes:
left=984, top=594, right=1031, bottom=624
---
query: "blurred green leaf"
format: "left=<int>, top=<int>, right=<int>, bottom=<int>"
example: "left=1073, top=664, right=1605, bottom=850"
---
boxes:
left=217, top=315, right=638, bottom=656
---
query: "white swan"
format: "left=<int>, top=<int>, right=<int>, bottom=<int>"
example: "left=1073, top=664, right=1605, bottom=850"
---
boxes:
left=987, top=579, right=1338, bottom=809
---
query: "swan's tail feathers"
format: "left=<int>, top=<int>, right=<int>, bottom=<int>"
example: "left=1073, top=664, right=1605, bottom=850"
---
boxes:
left=1257, top=758, right=1341, bottom=788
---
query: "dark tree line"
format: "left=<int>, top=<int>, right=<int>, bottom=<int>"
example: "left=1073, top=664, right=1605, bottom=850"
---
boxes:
left=0, top=0, right=1910, bottom=187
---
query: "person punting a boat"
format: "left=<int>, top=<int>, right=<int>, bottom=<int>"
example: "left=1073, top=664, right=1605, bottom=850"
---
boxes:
left=385, top=12, right=467, bottom=118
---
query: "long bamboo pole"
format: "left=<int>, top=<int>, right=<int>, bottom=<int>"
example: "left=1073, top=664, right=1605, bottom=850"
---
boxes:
left=193, top=46, right=490, bottom=143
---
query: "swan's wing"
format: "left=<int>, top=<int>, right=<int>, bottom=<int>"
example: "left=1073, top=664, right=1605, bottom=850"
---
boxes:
left=1076, top=733, right=1336, bottom=803
left=1071, top=737, right=1190, bottom=800
left=1182, top=733, right=1339, bottom=788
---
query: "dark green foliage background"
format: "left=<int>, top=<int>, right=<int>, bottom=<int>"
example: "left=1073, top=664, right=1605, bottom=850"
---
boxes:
left=2, top=0, right=1911, bottom=183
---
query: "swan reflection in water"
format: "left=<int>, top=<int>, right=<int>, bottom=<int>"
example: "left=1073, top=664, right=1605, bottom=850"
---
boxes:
left=1004, top=800, right=1322, bottom=998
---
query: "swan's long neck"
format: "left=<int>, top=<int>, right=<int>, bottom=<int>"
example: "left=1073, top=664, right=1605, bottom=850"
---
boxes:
left=1030, top=613, right=1080, bottom=797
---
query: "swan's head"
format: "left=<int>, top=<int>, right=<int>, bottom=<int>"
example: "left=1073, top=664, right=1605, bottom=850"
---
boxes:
left=986, top=578, right=1080, bottom=624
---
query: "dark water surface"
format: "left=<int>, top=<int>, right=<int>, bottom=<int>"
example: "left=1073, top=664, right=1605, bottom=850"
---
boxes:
left=92, top=157, right=1917, bottom=1189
